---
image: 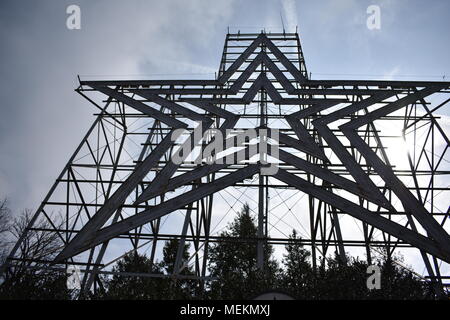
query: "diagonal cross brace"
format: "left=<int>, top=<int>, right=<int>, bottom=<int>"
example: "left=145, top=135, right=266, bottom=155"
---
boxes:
left=311, top=92, right=399, bottom=210
left=340, top=85, right=450, bottom=249
left=91, top=85, right=187, bottom=128
left=135, top=110, right=238, bottom=204
left=54, top=129, right=178, bottom=262
left=242, top=73, right=282, bottom=103
left=229, top=51, right=296, bottom=94
left=277, top=149, right=389, bottom=208
left=219, top=33, right=306, bottom=85
left=274, top=169, right=450, bottom=263
left=56, top=165, right=261, bottom=259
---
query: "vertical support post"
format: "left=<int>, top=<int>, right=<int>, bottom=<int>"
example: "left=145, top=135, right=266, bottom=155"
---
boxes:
left=257, top=175, right=265, bottom=270
left=257, top=40, right=268, bottom=270
left=174, top=203, right=193, bottom=275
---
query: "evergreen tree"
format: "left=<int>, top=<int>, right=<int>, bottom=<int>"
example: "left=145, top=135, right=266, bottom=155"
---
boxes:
left=161, top=239, right=197, bottom=299
left=0, top=269, right=72, bottom=300
left=311, top=252, right=434, bottom=300
left=103, top=252, right=165, bottom=300
left=0, top=198, right=438, bottom=300
left=367, top=254, right=433, bottom=300
left=101, top=239, right=198, bottom=300
left=314, top=253, right=369, bottom=300
left=207, top=203, right=280, bottom=299
left=281, top=230, right=313, bottom=299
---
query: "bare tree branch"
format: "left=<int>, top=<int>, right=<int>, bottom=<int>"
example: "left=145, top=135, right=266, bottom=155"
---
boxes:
left=0, top=198, right=12, bottom=266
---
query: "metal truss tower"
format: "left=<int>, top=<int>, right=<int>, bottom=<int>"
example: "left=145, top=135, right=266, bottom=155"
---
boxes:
left=3, top=31, right=450, bottom=296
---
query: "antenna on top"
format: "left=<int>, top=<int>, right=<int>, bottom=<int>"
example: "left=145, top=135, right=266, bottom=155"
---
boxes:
left=280, top=11, right=285, bottom=34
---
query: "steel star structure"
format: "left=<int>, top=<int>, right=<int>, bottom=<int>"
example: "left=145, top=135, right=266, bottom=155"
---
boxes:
left=3, top=32, right=450, bottom=296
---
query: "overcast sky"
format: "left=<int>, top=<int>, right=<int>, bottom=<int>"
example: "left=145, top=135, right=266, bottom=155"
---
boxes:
left=1, top=0, right=449, bottom=215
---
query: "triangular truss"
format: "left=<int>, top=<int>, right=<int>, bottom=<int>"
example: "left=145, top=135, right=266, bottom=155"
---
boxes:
left=4, top=32, right=450, bottom=293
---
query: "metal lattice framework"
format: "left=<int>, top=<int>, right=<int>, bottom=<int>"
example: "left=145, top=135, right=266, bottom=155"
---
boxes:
left=3, top=32, right=450, bottom=295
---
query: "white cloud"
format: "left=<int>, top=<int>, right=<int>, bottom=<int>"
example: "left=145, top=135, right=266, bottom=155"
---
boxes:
left=280, top=0, right=298, bottom=32
left=382, top=65, right=400, bottom=80
left=0, top=0, right=237, bottom=213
